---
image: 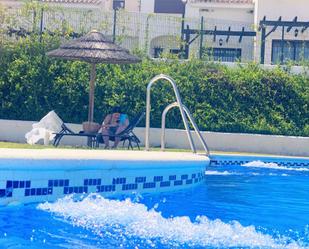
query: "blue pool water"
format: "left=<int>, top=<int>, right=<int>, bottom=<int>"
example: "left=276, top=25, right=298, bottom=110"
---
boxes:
left=0, top=160, right=309, bottom=249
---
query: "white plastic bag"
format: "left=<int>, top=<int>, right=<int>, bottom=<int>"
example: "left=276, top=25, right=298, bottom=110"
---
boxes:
left=25, top=111, right=63, bottom=145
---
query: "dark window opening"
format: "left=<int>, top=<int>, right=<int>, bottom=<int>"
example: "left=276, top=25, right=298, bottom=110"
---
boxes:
left=154, top=47, right=164, bottom=58
left=154, top=0, right=185, bottom=14
left=202, top=48, right=242, bottom=62
left=113, top=0, right=125, bottom=10
left=272, top=40, right=309, bottom=64
left=170, top=48, right=181, bottom=55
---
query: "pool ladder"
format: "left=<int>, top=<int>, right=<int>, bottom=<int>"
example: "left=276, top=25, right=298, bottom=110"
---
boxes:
left=145, top=74, right=210, bottom=156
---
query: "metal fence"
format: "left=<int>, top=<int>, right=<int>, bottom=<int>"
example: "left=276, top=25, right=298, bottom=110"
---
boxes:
left=2, top=6, right=309, bottom=64
left=1, top=6, right=257, bottom=61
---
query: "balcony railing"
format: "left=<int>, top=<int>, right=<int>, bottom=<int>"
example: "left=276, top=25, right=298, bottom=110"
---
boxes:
left=190, top=0, right=253, bottom=4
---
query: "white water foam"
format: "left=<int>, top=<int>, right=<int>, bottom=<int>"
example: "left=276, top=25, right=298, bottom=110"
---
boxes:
left=242, top=161, right=309, bottom=172
left=205, top=170, right=238, bottom=176
left=38, top=194, right=307, bottom=249
left=205, top=171, right=290, bottom=177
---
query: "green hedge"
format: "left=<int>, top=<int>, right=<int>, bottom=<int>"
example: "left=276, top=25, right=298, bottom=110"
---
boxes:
left=0, top=35, right=308, bottom=136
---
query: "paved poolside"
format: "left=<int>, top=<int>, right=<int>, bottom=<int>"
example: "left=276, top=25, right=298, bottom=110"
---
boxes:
left=0, top=148, right=208, bottom=161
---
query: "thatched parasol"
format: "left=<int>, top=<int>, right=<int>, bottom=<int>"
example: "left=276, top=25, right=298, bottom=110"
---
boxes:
left=47, top=30, right=141, bottom=123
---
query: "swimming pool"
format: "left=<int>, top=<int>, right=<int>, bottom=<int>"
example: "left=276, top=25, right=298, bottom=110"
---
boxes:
left=0, top=150, right=208, bottom=206
left=0, top=153, right=308, bottom=248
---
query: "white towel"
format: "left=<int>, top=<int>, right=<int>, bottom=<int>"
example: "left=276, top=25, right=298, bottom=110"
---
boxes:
left=25, top=111, right=63, bottom=145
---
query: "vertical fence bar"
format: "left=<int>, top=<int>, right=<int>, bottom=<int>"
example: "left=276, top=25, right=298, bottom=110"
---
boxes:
left=144, top=14, right=151, bottom=55
left=39, top=8, right=44, bottom=42
left=180, top=4, right=186, bottom=58
left=260, top=27, right=266, bottom=64
left=199, top=16, right=204, bottom=59
left=113, top=9, right=117, bottom=42
left=32, top=10, right=37, bottom=33
left=280, top=25, right=285, bottom=64
left=185, top=25, right=190, bottom=59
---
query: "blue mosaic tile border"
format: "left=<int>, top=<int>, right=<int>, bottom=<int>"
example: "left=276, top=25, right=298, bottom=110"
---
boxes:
left=210, top=159, right=309, bottom=167
left=7, top=180, right=31, bottom=189
left=49, top=179, right=69, bottom=187
left=0, top=172, right=205, bottom=199
left=96, top=185, right=116, bottom=192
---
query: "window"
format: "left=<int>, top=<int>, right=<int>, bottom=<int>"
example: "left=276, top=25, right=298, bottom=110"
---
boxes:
left=113, top=0, right=125, bottom=10
left=272, top=40, right=309, bottom=64
left=154, top=47, right=164, bottom=58
left=203, top=48, right=242, bottom=62
left=169, top=48, right=181, bottom=55
left=154, top=0, right=184, bottom=14
left=153, top=48, right=181, bottom=58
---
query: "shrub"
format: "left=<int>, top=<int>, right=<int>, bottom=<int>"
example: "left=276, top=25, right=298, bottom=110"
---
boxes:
left=0, top=35, right=308, bottom=137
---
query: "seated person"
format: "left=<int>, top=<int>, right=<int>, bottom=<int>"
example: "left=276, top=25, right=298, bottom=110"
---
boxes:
left=101, top=107, right=129, bottom=149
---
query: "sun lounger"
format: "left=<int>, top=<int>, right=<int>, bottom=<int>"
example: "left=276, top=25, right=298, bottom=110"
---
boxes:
left=53, top=123, right=97, bottom=147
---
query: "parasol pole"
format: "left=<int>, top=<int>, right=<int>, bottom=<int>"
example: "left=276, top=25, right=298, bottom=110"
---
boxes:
left=88, top=63, right=96, bottom=123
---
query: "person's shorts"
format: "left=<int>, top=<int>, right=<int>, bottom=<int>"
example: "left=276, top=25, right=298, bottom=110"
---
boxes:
left=108, top=127, right=118, bottom=136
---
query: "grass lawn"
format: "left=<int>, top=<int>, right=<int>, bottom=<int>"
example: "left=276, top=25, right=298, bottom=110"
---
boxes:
left=0, top=141, right=288, bottom=157
left=0, top=142, right=54, bottom=149
left=0, top=141, right=191, bottom=152
left=0, top=141, right=199, bottom=153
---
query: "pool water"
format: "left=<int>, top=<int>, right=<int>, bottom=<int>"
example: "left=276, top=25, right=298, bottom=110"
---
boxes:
left=0, top=160, right=309, bottom=249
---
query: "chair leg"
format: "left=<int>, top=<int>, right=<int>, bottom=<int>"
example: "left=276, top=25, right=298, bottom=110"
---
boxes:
left=55, top=134, right=63, bottom=147
left=127, top=139, right=132, bottom=150
left=53, top=134, right=59, bottom=146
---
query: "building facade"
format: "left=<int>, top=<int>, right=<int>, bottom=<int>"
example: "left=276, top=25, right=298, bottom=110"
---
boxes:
left=0, top=0, right=140, bottom=11
left=1, top=0, right=309, bottom=64
left=140, top=0, right=309, bottom=64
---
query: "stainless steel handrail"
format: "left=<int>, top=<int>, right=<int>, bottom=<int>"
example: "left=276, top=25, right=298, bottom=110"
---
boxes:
left=145, top=74, right=196, bottom=153
left=161, top=102, right=210, bottom=156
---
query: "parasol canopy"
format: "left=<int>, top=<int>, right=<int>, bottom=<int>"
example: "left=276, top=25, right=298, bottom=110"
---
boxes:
left=47, top=30, right=141, bottom=123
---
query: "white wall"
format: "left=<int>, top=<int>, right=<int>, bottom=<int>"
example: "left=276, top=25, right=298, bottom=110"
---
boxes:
left=140, top=0, right=154, bottom=13
left=88, top=0, right=140, bottom=11
left=220, top=61, right=309, bottom=75
left=153, top=128, right=309, bottom=157
left=254, top=0, right=309, bottom=64
left=0, top=119, right=308, bottom=157
left=124, top=0, right=140, bottom=12
left=1, top=0, right=22, bottom=8
left=255, top=0, right=309, bottom=22
left=199, top=8, right=254, bottom=23
left=185, top=4, right=199, bottom=18
left=185, top=3, right=255, bottom=61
